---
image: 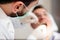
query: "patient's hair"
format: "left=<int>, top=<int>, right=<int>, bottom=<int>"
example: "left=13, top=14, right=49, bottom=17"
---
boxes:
left=32, top=5, right=45, bottom=12
left=0, top=0, right=35, bottom=6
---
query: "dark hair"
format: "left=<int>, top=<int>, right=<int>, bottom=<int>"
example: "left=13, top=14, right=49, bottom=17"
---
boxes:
left=0, top=0, right=35, bottom=6
left=33, top=5, right=44, bottom=12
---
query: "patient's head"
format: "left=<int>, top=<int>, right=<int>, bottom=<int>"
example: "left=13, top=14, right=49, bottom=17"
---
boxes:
left=31, top=5, right=51, bottom=29
left=33, top=5, right=48, bottom=23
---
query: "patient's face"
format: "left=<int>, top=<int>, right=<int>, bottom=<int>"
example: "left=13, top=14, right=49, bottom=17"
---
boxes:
left=31, top=8, right=51, bottom=29
left=33, top=8, right=51, bottom=26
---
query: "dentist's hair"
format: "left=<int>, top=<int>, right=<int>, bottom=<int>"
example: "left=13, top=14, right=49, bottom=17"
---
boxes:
left=0, top=0, right=35, bottom=6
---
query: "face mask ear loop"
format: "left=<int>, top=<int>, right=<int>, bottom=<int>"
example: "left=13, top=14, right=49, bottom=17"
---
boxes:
left=15, top=4, right=29, bottom=24
left=16, top=13, right=18, bottom=17
left=15, top=4, right=29, bottom=17
left=24, top=4, right=29, bottom=10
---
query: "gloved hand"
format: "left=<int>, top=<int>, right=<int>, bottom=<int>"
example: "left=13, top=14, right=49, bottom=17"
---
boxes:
left=27, top=25, right=47, bottom=40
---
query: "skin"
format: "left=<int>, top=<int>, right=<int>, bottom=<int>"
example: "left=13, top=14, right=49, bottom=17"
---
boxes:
left=31, top=8, right=51, bottom=29
left=0, top=0, right=38, bottom=17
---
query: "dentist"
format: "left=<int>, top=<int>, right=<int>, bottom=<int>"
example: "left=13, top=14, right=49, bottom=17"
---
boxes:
left=0, top=0, right=38, bottom=39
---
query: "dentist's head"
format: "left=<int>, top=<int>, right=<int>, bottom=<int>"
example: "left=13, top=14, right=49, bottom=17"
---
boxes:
left=0, top=0, right=38, bottom=17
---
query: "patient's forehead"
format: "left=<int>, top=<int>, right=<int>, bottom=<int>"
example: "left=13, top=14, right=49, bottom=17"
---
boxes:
left=33, top=8, right=46, bottom=14
left=34, top=8, right=46, bottom=11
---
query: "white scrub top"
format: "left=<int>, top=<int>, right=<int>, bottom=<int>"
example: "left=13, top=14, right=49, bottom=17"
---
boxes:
left=0, top=8, right=14, bottom=39
left=10, top=17, right=34, bottom=39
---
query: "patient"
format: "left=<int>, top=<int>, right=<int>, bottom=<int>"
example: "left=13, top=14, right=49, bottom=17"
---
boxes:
left=28, top=5, right=54, bottom=40
left=31, top=5, right=51, bottom=29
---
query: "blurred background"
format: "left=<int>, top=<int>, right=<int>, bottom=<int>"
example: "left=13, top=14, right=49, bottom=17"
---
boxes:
left=39, top=0, right=60, bottom=32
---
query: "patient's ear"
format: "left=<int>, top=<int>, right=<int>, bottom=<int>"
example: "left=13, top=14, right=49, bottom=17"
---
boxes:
left=12, top=1, right=24, bottom=13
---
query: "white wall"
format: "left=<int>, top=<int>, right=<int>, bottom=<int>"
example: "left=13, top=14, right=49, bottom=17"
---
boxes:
left=38, top=0, right=52, bottom=13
